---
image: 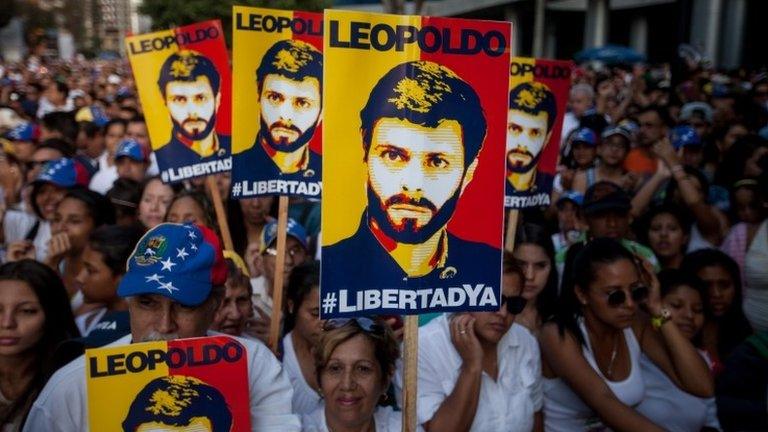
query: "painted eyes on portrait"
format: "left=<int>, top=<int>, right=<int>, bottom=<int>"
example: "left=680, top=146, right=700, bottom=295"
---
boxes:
left=376, top=145, right=451, bottom=170
left=169, top=93, right=210, bottom=104
left=507, top=122, right=542, bottom=138
left=263, top=91, right=316, bottom=111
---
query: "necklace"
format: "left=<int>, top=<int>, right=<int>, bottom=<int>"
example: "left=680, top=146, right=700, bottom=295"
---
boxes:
left=606, top=333, right=619, bottom=379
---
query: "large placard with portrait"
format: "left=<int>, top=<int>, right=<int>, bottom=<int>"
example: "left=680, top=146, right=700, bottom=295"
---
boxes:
left=320, top=10, right=510, bottom=318
left=86, top=335, right=251, bottom=431
left=505, top=57, right=572, bottom=208
left=125, top=20, right=232, bottom=183
left=230, top=7, right=323, bottom=200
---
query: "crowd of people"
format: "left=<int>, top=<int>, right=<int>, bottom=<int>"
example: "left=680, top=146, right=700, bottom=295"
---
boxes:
left=0, top=50, right=766, bottom=432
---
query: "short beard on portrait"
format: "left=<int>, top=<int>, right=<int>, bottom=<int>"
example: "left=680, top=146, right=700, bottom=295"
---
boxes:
left=506, top=148, right=541, bottom=174
left=366, top=181, right=462, bottom=245
left=172, top=112, right=217, bottom=142
left=259, top=116, right=317, bottom=154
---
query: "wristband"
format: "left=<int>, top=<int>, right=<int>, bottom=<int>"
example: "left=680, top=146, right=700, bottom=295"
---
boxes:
left=651, top=308, right=672, bottom=330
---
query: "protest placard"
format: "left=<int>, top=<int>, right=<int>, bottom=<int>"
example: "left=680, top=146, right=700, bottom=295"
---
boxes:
left=86, top=335, right=251, bottom=431
left=230, top=7, right=323, bottom=200
left=320, top=10, right=511, bottom=318
left=505, top=57, right=572, bottom=209
left=125, top=20, right=232, bottom=184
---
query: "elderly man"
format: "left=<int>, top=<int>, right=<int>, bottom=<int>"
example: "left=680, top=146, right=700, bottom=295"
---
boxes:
left=23, top=223, right=300, bottom=431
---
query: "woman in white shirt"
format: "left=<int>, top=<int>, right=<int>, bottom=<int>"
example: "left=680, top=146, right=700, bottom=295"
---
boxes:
left=636, top=270, right=721, bottom=431
left=409, top=254, right=542, bottom=432
left=301, top=317, right=402, bottom=432
left=282, top=262, right=323, bottom=415
left=540, top=238, right=714, bottom=431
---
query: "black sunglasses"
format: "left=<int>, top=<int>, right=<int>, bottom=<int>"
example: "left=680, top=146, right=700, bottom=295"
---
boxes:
left=501, top=295, right=527, bottom=315
left=323, top=317, right=384, bottom=335
left=606, top=285, right=649, bottom=307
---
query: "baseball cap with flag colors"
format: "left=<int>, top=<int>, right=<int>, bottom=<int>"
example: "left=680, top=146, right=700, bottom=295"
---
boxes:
left=118, top=223, right=227, bottom=306
left=34, top=158, right=91, bottom=188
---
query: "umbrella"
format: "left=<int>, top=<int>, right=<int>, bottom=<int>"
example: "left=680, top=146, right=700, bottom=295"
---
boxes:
left=574, top=45, right=645, bottom=65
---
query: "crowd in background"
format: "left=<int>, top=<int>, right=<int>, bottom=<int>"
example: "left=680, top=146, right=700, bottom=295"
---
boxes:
left=0, top=50, right=766, bottom=431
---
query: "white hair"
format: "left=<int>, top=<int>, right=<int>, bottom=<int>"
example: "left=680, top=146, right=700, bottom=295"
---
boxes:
left=570, top=83, right=595, bottom=101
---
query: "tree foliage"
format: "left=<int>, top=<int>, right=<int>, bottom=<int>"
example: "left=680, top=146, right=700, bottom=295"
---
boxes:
left=139, top=0, right=330, bottom=45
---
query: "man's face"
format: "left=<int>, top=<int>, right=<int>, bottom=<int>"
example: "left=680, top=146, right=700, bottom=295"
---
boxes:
left=126, top=121, right=150, bottom=148
left=506, top=109, right=550, bottom=173
left=586, top=209, right=630, bottom=239
left=259, top=74, right=321, bottom=152
left=116, top=157, right=147, bottom=182
left=127, top=294, right=215, bottom=342
left=570, top=90, right=592, bottom=117
left=637, top=111, right=665, bottom=147
left=367, top=117, right=471, bottom=244
left=165, top=76, right=219, bottom=141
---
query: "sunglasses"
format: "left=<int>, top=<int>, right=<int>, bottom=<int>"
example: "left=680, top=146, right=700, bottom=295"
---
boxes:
left=606, top=285, right=649, bottom=307
left=501, top=295, right=527, bottom=315
left=323, top=317, right=384, bottom=335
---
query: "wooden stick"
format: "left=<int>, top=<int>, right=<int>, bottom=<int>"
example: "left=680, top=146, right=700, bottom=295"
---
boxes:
left=504, top=208, right=519, bottom=253
left=402, top=315, right=419, bottom=432
left=205, top=175, right=234, bottom=252
left=268, top=195, right=290, bottom=354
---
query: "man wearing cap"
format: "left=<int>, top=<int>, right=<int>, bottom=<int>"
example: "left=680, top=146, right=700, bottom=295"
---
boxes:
left=324, top=61, right=499, bottom=312
left=115, top=138, right=149, bottom=183
left=671, top=125, right=705, bottom=169
left=679, top=102, right=713, bottom=141
left=555, top=181, right=659, bottom=279
left=155, top=51, right=229, bottom=170
left=506, top=81, right=558, bottom=201
left=23, top=223, right=301, bottom=431
left=3, top=121, right=38, bottom=162
left=551, top=191, right=585, bottom=254
left=231, top=40, right=323, bottom=198
left=247, top=218, right=309, bottom=342
left=570, top=125, right=634, bottom=194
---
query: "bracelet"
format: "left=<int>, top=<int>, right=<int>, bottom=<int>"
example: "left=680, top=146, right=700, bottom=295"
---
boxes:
left=651, top=308, right=672, bottom=330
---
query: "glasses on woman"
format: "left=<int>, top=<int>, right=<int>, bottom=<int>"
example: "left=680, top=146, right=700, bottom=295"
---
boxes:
left=323, top=317, right=385, bottom=335
left=500, top=295, right=527, bottom=315
left=605, top=285, right=649, bottom=307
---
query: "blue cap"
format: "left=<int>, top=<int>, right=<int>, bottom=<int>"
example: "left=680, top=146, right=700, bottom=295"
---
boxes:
left=557, top=191, right=584, bottom=207
left=75, top=105, right=110, bottom=127
left=601, top=125, right=631, bottom=142
left=260, top=218, right=308, bottom=253
left=671, top=125, right=702, bottom=149
left=115, top=138, right=147, bottom=162
left=118, top=223, right=227, bottom=307
left=5, top=121, right=37, bottom=141
left=570, top=127, right=598, bottom=147
left=34, top=158, right=91, bottom=188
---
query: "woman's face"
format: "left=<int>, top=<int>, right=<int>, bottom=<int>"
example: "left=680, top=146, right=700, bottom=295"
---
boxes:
left=291, top=287, right=322, bottom=345
left=76, top=245, right=119, bottom=304
left=513, top=243, right=551, bottom=300
left=165, top=196, right=206, bottom=226
left=36, top=183, right=67, bottom=221
left=321, top=334, right=386, bottom=430
left=212, top=282, right=252, bottom=336
left=572, top=142, right=597, bottom=168
left=52, top=197, right=95, bottom=254
left=578, top=258, right=641, bottom=329
left=138, top=179, right=174, bottom=229
left=697, top=264, right=736, bottom=318
left=0, top=280, right=45, bottom=357
left=240, top=197, right=274, bottom=225
left=663, top=285, right=705, bottom=340
left=733, top=187, right=763, bottom=224
left=647, top=213, right=688, bottom=260
left=470, top=272, right=522, bottom=344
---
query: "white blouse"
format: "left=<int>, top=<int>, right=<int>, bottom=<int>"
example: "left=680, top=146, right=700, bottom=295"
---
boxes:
left=282, top=331, right=322, bottom=415
left=301, top=404, right=407, bottom=432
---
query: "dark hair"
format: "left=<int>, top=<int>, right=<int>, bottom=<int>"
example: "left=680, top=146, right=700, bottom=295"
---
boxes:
left=78, top=121, right=102, bottom=139
left=284, top=261, right=320, bottom=334
left=0, top=260, right=79, bottom=427
left=51, top=81, right=69, bottom=96
left=62, top=188, right=116, bottom=228
left=104, top=118, right=126, bottom=134
left=164, top=189, right=215, bottom=228
left=359, top=61, right=486, bottom=168
left=637, top=104, right=673, bottom=128
left=37, top=137, right=75, bottom=158
left=157, top=50, right=220, bottom=98
left=29, top=182, right=67, bottom=220
left=715, top=134, right=768, bottom=188
left=556, top=237, right=638, bottom=345
left=514, top=223, right=559, bottom=321
left=122, top=376, right=232, bottom=432
left=680, top=249, right=752, bottom=359
left=106, top=177, right=142, bottom=220
left=664, top=165, right=710, bottom=204
left=41, top=111, right=78, bottom=144
left=636, top=202, right=693, bottom=247
left=508, top=82, right=557, bottom=131
left=88, top=225, right=144, bottom=275
left=658, top=269, right=707, bottom=345
left=256, top=39, right=322, bottom=96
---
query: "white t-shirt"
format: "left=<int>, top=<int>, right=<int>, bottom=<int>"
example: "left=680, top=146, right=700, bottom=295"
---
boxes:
left=74, top=306, right=107, bottom=336
left=301, top=404, right=407, bottom=432
left=2, top=209, right=50, bottom=262
left=22, top=333, right=301, bottom=432
left=543, top=321, right=646, bottom=432
left=398, top=314, right=542, bottom=432
left=636, top=353, right=721, bottom=432
left=88, top=152, right=118, bottom=195
left=250, top=276, right=273, bottom=317
left=282, top=331, right=322, bottom=415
